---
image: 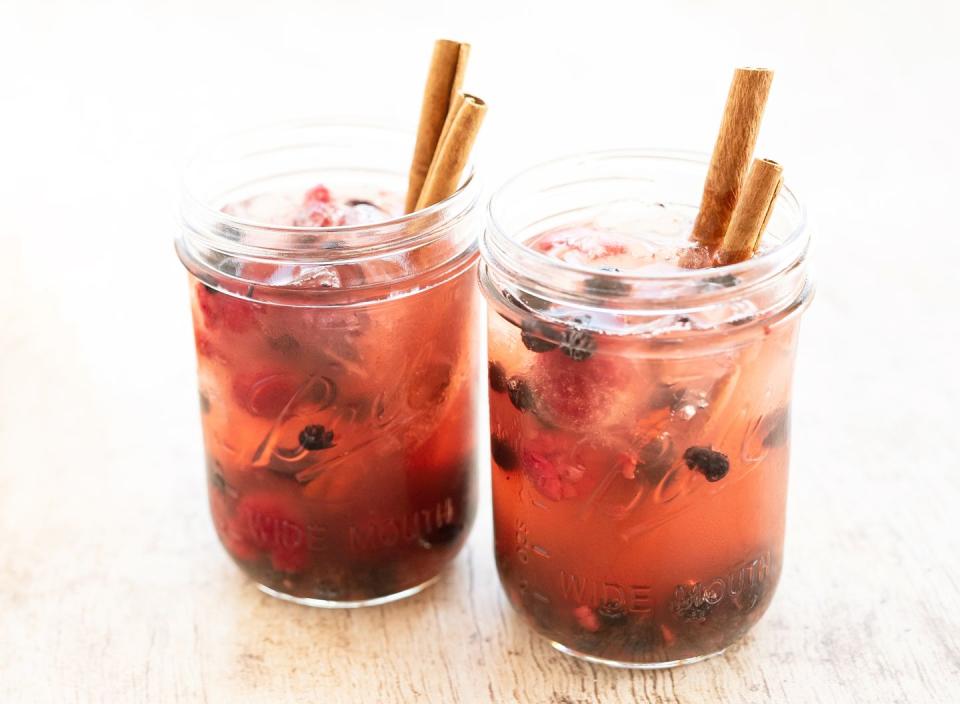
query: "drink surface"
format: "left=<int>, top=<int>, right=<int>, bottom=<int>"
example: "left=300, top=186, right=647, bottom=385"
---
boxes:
left=191, top=183, right=479, bottom=603
left=488, top=213, right=797, bottom=665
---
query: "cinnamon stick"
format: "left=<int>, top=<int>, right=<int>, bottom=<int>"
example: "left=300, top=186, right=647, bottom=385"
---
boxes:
left=415, top=94, right=487, bottom=210
left=717, top=158, right=783, bottom=264
left=404, top=40, right=470, bottom=213
left=691, top=67, right=774, bottom=250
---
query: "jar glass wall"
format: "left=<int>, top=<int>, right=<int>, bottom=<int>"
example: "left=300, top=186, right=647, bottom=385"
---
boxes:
left=480, top=150, right=812, bottom=666
left=178, top=123, right=482, bottom=607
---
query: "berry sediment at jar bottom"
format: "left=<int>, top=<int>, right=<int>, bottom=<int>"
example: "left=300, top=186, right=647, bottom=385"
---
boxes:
left=487, top=221, right=799, bottom=664
left=191, top=183, right=479, bottom=603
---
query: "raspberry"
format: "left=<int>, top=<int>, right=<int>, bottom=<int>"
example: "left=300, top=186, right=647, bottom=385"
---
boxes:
left=573, top=605, right=601, bottom=632
left=232, top=371, right=301, bottom=418
left=521, top=449, right=584, bottom=501
left=533, top=352, right=625, bottom=428
left=196, top=282, right=258, bottom=333
left=299, top=424, right=335, bottom=451
left=232, top=493, right=309, bottom=573
left=193, top=328, right=222, bottom=361
left=303, top=184, right=331, bottom=204
left=683, top=446, right=730, bottom=482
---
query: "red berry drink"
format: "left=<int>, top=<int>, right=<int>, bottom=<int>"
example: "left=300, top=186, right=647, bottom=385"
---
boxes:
left=480, top=151, right=812, bottom=666
left=178, top=124, right=481, bottom=606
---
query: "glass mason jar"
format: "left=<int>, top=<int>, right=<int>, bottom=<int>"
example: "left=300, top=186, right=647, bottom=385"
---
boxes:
left=177, top=123, right=481, bottom=607
left=480, top=150, right=812, bottom=667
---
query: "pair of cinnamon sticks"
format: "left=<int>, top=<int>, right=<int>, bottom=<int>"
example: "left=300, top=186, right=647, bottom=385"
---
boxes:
left=692, top=67, right=783, bottom=265
left=406, top=46, right=778, bottom=268
left=405, top=40, right=487, bottom=214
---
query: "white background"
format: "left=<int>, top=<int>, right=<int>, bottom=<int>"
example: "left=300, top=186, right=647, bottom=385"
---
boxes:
left=2, top=0, right=958, bottom=701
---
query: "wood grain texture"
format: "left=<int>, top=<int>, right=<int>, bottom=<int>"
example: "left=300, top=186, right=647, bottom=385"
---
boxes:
left=2, top=0, right=960, bottom=701
left=692, top=68, right=773, bottom=249
left=718, top=158, right=783, bottom=264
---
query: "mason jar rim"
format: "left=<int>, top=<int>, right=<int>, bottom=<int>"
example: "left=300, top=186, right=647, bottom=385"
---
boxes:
left=481, top=148, right=810, bottom=319
left=180, top=120, right=480, bottom=264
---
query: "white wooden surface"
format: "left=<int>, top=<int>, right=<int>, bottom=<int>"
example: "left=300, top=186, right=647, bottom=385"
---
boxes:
left=2, top=0, right=959, bottom=701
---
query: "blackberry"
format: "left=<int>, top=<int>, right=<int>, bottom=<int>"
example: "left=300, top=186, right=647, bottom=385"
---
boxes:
left=506, top=377, right=537, bottom=413
left=299, top=424, right=335, bottom=451
left=683, top=446, right=730, bottom=482
left=490, top=435, right=518, bottom=470
left=673, top=599, right=714, bottom=623
left=560, top=327, right=596, bottom=361
left=520, top=321, right=559, bottom=353
left=488, top=361, right=509, bottom=393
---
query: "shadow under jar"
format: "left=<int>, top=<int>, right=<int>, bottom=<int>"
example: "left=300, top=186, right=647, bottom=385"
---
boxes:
left=480, top=150, right=812, bottom=667
left=177, top=123, right=482, bottom=607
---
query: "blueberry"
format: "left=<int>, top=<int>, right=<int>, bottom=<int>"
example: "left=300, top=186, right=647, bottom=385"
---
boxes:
left=217, top=224, right=243, bottom=241
left=488, top=361, right=509, bottom=393
left=596, top=601, right=628, bottom=628
left=299, top=424, right=335, bottom=451
left=520, top=321, right=559, bottom=353
left=506, top=377, right=536, bottom=413
left=634, top=435, right=676, bottom=480
left=501, top=288, right=550, bottom=312
left=584, top=270, right=630, bottom=296
left=649, top=383, right=686, bottom=410
left=762, top=408, right=790, bottom=448
left=683, top=446, right=730, bottom=482
left=490, top=435, right=518, bottom=470
left=420, top=522, right=463, bottom=548
left=703, top=273, right=739, bottom=288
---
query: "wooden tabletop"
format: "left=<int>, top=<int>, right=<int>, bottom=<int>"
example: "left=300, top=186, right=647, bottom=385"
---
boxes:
left=2, top=0, right=959, bottom=701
